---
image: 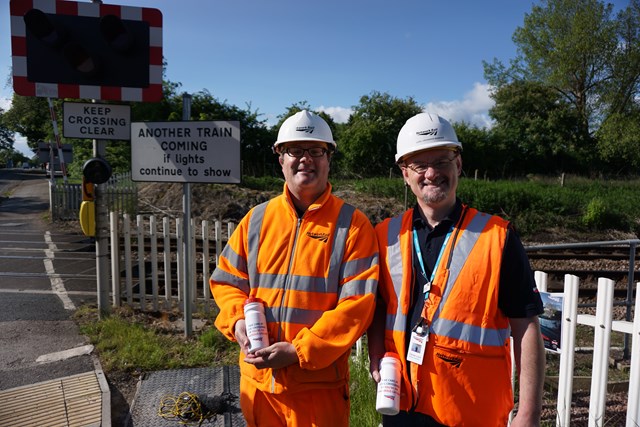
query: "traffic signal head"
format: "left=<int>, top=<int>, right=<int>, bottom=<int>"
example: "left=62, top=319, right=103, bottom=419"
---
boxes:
left=83, top=157, right=112, bottom=185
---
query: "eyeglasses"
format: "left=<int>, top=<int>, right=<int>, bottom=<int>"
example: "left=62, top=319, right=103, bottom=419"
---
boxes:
left=283, top=147, right=328, bottom=158
left=404, top=155, right=458, bottom=174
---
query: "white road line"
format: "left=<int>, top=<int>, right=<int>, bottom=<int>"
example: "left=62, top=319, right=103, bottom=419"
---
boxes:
left=44, top=231, right=76, bottom=311
left=36, top=344, right=95, bottom=363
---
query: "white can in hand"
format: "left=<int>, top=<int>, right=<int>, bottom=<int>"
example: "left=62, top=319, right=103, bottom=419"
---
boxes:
left=243, top=297, right=269, bottom=353
left=376, top=352, right=401, bottom=415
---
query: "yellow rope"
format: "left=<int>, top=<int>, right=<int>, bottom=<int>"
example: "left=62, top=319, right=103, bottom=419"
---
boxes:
left=157, top=391, right=215, bottom=426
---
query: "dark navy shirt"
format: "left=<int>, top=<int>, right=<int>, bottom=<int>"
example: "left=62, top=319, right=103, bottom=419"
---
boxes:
left=406, top=199, right=544, bottom=340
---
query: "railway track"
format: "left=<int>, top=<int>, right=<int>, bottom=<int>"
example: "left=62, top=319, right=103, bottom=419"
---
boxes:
left=525, top=243, right=639, bottom=298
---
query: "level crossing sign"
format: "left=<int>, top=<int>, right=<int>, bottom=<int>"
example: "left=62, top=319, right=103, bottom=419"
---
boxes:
left=9, top=0, right=163, bottom=102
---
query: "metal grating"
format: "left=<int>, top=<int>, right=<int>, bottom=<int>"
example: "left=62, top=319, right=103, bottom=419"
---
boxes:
left=130, top=366, right=245, bottom=427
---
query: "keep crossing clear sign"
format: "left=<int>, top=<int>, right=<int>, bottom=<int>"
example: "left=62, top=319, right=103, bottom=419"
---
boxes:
left=131, top=121, right=241, bottom=183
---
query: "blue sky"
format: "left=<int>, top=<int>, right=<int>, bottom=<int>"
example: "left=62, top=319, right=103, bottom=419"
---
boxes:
left=0, top=0, right=630, bottom=157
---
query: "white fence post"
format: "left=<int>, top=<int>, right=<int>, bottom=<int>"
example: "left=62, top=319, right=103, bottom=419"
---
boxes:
left=123, top=214, right=133, bottom=305
left=534, top=271, right=548, bottom=293
left=176, top=218, right=183, bottom=304
left=202, top=220, right=211, bottom=313
left=137, top=215, right=146, bottom=310
left=625, top=281, right=640, bottom=426
left=150, top=215, right=159, bottom=311
left=557, top=274, right=579, bottom=427
left=215, top=220, right=222, bottom=266
left=162, top=217, right=172, bottom=308
left=110, top=212, right=120, bottom=307
left=588, top=278, right=615, bottom=427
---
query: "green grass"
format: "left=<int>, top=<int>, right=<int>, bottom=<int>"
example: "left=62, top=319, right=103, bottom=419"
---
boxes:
left=335, top=175, right=640, bottom=238
left=349, top=352, right=382, bottom=426
left=74, top=305, right=238, bottom=372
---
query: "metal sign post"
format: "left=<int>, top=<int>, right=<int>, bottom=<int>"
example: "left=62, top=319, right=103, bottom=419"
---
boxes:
left=182, top=93, right=193, bottom=337
left=95, top=136, right=110, bottom=318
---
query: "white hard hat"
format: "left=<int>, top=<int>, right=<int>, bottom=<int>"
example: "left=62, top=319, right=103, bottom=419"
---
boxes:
left=273, top=110, right=335, bottom=150
left=395, top=112, right=462, bottom=163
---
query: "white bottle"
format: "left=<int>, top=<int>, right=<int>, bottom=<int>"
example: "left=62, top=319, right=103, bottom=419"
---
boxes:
left=376, top=352, right=401, bottom=415
left=243, top=297, right=269, bottom=353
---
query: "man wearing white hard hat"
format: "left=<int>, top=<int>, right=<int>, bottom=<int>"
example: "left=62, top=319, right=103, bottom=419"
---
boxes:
left=210, top=110, right=379, bottom=426
left=368, top=113, right=545, bottom=426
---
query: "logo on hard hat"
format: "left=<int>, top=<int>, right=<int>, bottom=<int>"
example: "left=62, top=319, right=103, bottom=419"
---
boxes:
left=416, top=129, right=438, bottom=136
left=296, top=126, right=315, bottom=134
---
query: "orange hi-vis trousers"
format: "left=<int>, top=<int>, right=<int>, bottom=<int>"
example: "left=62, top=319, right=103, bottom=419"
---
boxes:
left=239, top=377, right=349, bottom=427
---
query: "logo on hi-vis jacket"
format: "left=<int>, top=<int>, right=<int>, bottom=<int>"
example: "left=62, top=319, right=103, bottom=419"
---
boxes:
left=306, top=232, right=329, bottom=243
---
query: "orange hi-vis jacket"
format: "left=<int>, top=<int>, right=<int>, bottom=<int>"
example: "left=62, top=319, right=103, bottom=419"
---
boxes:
left=210, top=183, right=378, bottom=395
left=375, top=205, right=513, bottom=426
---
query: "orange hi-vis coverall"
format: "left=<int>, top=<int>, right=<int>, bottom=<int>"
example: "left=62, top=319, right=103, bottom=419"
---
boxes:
left=375, top=205, right=514, bottom=426
left=210, top=183, right=378, bottom=422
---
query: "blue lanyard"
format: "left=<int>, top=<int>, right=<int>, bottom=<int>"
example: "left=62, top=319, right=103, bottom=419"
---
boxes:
left=412, top=225, right=453, bottom=301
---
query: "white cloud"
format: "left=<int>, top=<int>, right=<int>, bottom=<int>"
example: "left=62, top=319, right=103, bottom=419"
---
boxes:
left=423, top=82, right=495, bottom=129
left=0, top=96, right=11, bottom=111
left=316, top=106, right=353, bottom=124
left=13, top=134, right=33, bottom=158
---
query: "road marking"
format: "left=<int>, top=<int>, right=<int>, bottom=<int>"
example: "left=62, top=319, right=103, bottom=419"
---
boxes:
left=0, top=288, right=96, bottom=296
left=36, top=344, right=95, bottom=363
left=44, top=231, right=76, bottom=311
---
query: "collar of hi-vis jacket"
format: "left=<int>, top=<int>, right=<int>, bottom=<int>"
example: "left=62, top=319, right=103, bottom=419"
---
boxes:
left=244, top=187, right=357, bottom=325
left=282, top=182, right=333, bottom=215
left=386, top=206, right=511, bottom=348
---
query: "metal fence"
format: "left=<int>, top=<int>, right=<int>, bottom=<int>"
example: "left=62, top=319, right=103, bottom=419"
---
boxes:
left=50, top=172, right=137, bottom=220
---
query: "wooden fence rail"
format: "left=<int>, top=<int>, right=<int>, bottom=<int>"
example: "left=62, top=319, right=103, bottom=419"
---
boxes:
left=109, top=212, right=235, bottom=314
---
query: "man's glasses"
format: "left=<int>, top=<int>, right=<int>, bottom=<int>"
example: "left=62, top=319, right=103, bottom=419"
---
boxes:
left=283, top=147, right=328, bottom=158
left=404, top=155, right=458, bottom=174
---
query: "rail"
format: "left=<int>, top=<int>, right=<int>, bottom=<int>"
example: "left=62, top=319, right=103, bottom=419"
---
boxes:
left=526, top=239, right=639, bottom=360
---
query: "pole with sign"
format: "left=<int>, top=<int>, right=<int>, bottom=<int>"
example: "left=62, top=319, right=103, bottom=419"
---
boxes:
left=182, top=94, right=193, bottom=337
left=131, top=111, right=241, bottom=336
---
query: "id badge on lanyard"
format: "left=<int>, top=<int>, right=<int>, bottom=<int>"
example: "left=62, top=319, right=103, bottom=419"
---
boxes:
left=407, top=226, right=451, bottom=365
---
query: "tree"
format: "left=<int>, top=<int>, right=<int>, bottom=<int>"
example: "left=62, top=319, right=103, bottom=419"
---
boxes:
left=488, top=80, right=582, bottom=175
left=0, top=108, right=16, bottom=152
left=1, top=95, right=51, bottom=151
left=483, top=0, right=638, bottom=168
left=452, top=122, right=504, bottom=179
left=186, top=90, right=275, bottom=177
left=338, top=92, right=422, bottom=178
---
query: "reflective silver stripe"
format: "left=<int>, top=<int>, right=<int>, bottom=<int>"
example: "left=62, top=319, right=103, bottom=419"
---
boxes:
left=247, top=202, right=268, bottom=289
left=340, top=254, right=377, bottom=280
left=210, top=268, right=250, bottom=294
left=327, top=203, right=355, bottom=287
left=431, top=211, right=510, bottom=347
left=431, top=317, right=511, bottom=346
left=265, top=305, right=325, bottom=326
left=386, top=214, right=406, bottom=333
left=219, top=244, right=247, bottom=273
left=339, top=277, right=377, bottom=300
left=252, top=268, right=377, bottom=298
left=257, top=273, right=335, bottom=294
left=386, top=311, right=407, bottom=332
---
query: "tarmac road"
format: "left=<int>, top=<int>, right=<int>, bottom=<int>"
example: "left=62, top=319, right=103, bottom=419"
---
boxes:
left=0, top=169, right=98, bottom=390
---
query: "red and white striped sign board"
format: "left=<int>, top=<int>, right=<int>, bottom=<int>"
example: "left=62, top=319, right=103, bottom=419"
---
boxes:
left=10, top=0, right=163, bottom=102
